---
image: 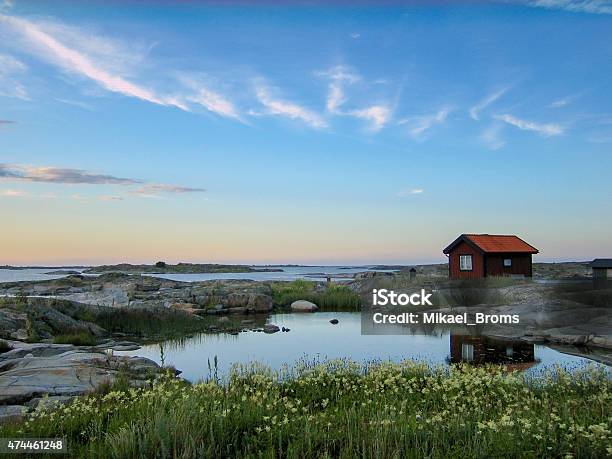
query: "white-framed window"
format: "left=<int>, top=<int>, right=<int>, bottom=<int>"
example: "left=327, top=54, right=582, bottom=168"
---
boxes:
left=459, top=255, right=473, bottom=271
left=504, top=258, right=512, bottom=267
left=462, top=343, right=474, bottom=361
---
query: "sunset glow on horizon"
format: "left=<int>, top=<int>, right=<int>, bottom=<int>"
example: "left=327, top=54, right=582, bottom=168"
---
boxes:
left=1, top=1, right=611, bottom=265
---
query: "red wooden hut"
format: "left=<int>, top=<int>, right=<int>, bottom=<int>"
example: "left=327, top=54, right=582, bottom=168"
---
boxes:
left=442, top=234, right=538, bottom=280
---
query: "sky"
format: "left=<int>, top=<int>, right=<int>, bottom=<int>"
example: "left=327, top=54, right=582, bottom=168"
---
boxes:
left=1, top=0, right=611, bottom=265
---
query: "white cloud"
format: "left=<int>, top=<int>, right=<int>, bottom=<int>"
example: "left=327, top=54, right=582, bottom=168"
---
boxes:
left=254, top=85, right=326, bottom=128
left=480, top=124, right=506, bottom=150
left=317, top=65, right=391, bottom=131
left=0, top=14, right=186, bottom=110
left=469, top=88, right=508, bottom=121
left=349, top=105, right=392, bottom=132
left=0, top=189, right=27, bottom=197
left=0, top=53, right=29, bottom=100
left=494, top=113, right=563, bottom=136
left=397, top=188, right=424, bottom=197
left=350, top=32, right=361, bottom=39
left=326, top=83, right=345, bottom=113
left=318, top=65, right=360, bottom=114
left=178, top=75, right=241, bottom=120
left=524, top=0, right=612, bottom=15
left=549, top=93, right=580, bottom=108
left=400, top=108, right=451, bottom=139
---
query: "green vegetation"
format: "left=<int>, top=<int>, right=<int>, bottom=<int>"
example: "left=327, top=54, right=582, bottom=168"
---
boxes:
left=2, top=361, right=609, bottom=458
left=88, top=307, right=209, bottom=339
left=53, top=331, right=97, bottom=346
left=272, top=280, right=361, bottom=311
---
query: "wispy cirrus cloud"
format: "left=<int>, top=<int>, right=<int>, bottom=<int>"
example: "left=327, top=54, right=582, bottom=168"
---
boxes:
left=178, top=74, right=241, bottom=120
left=131, top=183, right=206, bottom=196
left=469, top=88, right=509, bottom=121
left=0, top=53, right=29, bottom=100
left=521, top=0, right=612, bottom=15
left=399, top=108, right=451, bottom=139
left=254, top=85, right=326, bottom=128
left=318, top=65, right=360, bottom=113
left=549, top=93, right=581, bottom=108
left=0, top=163, right=140, bottom=185
left=397, top=188, right=424, bottom=197
left=349, top=105, right=392, bottom=132
left=0, top=14, right=187, bottom=110
left=0, top=163, right=206, bottom=197
left=493, top=113, right=564, bottom=136
left=480, top=124, right=506, bottom=150
left=318, top=65, right=392, bottom=131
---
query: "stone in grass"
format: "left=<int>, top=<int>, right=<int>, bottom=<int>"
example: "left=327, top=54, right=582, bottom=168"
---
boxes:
left=290, top=300, right=319, bottom=312
left=263, top=324, right=280, bottom=334
left=0, top=405, right=27, bottom=424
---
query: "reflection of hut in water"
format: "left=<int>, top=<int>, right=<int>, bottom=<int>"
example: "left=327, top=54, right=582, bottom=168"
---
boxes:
left=449, top=335, right=536, bottom=370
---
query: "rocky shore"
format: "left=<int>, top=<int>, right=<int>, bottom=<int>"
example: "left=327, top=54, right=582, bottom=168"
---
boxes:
left=0, top=267, right=609, bottom=425
left=0, top=340, right=162, bottom=423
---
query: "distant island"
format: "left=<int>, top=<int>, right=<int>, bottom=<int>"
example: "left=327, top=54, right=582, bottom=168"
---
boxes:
left=82, top=263, right=283, bottom=274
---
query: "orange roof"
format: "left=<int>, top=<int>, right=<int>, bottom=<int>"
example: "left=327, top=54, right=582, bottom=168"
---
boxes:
left=443, top=234, right=538, bottom=254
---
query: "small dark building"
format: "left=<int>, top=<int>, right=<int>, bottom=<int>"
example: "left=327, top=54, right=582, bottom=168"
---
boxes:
left=591, top=259, right=612, bottom=289
left=591, top=259, right=612, bottom=279
left=443, top=234, right=538, bottom=280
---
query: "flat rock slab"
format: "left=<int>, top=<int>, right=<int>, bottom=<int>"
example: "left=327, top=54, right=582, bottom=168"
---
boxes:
left=0, top=344, right=160, bottom=407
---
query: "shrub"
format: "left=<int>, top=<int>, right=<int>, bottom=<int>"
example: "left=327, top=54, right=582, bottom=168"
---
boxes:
left=272, top=281, right=361, bottom=311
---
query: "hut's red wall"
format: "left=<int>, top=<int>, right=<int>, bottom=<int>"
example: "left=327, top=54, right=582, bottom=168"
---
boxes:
left=448, top=241, right=484, bottom=279
left=485, top=254, right=533, bottom=277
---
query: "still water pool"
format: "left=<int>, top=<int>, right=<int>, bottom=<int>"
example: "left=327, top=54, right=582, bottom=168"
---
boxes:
left=118, top=312, right=600, bottom=382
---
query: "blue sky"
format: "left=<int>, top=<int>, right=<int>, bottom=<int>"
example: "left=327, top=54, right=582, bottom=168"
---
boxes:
left=1, top=0, right=611, bottom=265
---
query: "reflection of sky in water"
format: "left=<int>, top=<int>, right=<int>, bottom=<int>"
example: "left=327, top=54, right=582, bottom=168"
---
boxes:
left=118, top=312, right=600, bottom=383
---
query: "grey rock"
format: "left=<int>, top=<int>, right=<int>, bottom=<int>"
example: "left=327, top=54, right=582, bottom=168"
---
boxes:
left=0, top=405, right=27, bottom=424
left=0, top=345, right=160, bottom=405
left=263, top=324, right=280, bottom=334
left=26, top=396, right=73, bottom=410
left=290, top=300, right=319, bottom=312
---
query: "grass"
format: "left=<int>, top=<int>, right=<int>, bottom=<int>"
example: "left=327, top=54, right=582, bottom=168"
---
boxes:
left=53, top=331, right=98, bottom=346
left=1, top=360, right=609, bottom=458
left=89, top=306, right=209, bottom=339
left=271, top=280, right=361, bottom=311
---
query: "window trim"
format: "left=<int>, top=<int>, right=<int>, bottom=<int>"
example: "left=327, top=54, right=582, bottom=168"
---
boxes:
left=459, top=254, right=473, bottom=271
left=503, top=258, right=512, bottom=267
